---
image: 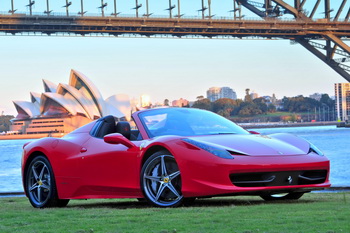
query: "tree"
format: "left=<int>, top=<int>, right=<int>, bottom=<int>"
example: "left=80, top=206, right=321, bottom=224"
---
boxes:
left=253, top=97, right=268, bottom=114
left=212, top=98, right=238, bottom=116
left=244, top=88, right=252, bottom=102
left=164, top=99, right=169, bottom=106
left=238, top=103, right=262, bottom=116
left=320, top=94, right=335, bottom=108
left=196, top=95, right=204, bottom=101
left=282, top=95, right=320, bottom=112
left=192, top=98, right=212, bottom=111
left=267, top=104, right=277, bottom=113
left=0, top=115, right=14, bottom=132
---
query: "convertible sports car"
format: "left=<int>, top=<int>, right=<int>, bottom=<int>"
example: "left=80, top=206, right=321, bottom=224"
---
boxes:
left=22, top=108, right=330, bottom=208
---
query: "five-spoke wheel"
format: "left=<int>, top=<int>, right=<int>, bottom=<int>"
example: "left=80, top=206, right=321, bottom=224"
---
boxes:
left=141, top=151, right=184, bottom=207
left=26, top=155, right=69, bottom=208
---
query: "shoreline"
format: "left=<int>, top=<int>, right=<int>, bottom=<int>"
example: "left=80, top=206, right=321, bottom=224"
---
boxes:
left=239, top=121, right=338, bottom=129
left=0, top=132, right=66, bottom=140
left=0, top=122, right=341, bottom=140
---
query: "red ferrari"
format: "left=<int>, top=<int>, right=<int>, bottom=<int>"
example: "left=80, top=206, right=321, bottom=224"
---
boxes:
left=22, top=108, right=330, bottom=208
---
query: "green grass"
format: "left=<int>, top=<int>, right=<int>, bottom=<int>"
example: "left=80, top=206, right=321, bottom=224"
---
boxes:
left=0, top=192, right=349, bottom=233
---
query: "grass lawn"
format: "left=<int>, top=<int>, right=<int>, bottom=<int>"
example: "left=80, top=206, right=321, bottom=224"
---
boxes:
left=0, top=192, right=349, bottom=233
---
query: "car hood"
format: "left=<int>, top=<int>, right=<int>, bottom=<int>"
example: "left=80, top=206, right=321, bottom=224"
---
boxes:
left=187, top=133, right=310, bottom=156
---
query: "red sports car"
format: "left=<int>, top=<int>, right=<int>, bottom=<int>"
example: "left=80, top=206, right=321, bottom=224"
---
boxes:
left=22, top=108, right=330, bottom=208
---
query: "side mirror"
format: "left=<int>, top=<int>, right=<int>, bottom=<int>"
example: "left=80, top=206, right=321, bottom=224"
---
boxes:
left=104, top=133, right=136, bottom=148
left=248, top=130, right=260, bottom=135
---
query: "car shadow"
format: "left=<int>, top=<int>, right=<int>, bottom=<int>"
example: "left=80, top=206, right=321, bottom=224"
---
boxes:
left=66, top=197, right=315, bottom=209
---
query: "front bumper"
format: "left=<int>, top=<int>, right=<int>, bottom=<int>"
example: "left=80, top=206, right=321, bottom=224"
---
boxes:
left=179, top=153, right=330, bottom=197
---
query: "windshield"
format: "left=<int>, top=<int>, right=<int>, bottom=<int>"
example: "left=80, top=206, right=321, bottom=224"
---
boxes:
left=138, top=108, right=249, bottom=138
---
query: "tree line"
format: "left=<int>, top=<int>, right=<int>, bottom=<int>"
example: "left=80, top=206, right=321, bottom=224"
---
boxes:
left=0, top=115, right=14, bottom=132
left=191, top=93, right=335, bottom=119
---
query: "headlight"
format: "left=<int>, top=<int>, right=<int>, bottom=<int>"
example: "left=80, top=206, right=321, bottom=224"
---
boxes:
left=308, top=143, right=324, bottom=156
left=183, top=138, right=234, bottom=159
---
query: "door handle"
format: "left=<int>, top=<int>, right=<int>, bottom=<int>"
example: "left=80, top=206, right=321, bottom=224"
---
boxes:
left=80, top=147, right=87, bottom=153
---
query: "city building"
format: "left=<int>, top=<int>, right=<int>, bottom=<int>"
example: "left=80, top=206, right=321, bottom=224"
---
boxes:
left=262, top=96, right=272, bottom=104
left=207, top=87, right=221, bottom=102
left=207, top=87, right=237, bottom=102
left=140, top=95, right=151, bottom=108
left=10, top=70, right=131, bottom=135
left=250, top=91, right=259, bottom=100
left=335, top=83, right=350, bottom=121
left=261, top=94, right=277, bottom=105
left=172, top=98, right=189, bottom=107
left=220, top=87, right=237, bottom=100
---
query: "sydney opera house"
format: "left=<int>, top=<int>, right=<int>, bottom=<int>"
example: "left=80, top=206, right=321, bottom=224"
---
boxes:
left=10, top=70, right=131, bottom=136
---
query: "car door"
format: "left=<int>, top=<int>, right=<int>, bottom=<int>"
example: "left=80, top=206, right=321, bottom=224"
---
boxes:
left=79, top=136, right=142, bottom=198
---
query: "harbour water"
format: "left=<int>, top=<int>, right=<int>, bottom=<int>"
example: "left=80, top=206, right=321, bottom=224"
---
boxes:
left=0, top=125, right=349, bottom=193
left=0, top=139, right=32, bottom=193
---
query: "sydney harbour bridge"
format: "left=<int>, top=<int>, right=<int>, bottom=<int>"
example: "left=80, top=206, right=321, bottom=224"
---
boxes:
left=1, top=0, right=350, bottom=82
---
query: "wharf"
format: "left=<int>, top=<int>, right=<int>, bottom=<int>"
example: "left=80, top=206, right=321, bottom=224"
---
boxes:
left=0, top=132, right=65, bottom=140
left=337, top=122, right=350, bottom=128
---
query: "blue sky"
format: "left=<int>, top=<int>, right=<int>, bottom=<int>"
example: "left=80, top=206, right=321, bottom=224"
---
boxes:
left=0, top=0, right=349, bottom=115
left=2, top=0, right=348, bottom=18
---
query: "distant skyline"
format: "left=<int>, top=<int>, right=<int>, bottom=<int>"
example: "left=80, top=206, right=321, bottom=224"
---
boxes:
left=0, top=1, right=349, bottom=115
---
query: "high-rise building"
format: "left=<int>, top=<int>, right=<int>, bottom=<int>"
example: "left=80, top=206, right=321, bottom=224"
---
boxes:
left=220, top=87, right=237, bottom=100
left=207, top=87, right=237, bottom=102
left=140, top=95, right=151, bottom=108
left=207, top=87, right=221, bottom=102
left=335, top=83, right=350, bottom=121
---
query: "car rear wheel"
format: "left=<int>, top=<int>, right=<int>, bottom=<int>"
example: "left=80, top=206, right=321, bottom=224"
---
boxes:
left=260, top=192, right=304, bottom=201
left=141, top=151, right=184, bottom=207
left=26, top=155, right=69, bottom=208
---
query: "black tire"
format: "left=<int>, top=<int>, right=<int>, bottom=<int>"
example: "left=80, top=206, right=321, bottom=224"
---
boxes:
left=141, top=151, right=184, bottom=207
left=25, top=155, right=69, bottom=208
left=183, top=197, right=196, bottom=206
left=260, top=192, right=304, bottom=201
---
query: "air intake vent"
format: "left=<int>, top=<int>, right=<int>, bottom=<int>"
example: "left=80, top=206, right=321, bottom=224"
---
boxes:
left=230, top=170, right=327, bottom=187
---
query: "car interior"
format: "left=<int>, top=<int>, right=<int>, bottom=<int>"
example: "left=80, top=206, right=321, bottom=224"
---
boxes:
left=90, top=115, right=141, bottom=140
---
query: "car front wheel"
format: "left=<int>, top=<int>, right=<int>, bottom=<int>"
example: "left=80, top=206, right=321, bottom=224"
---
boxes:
left=25, top=155, right=69, bottom=208
left=141, top=151, right=184, bottom=207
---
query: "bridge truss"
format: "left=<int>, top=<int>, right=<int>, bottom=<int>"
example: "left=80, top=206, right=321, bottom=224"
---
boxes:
left=1, top=0, right=350, bottom=82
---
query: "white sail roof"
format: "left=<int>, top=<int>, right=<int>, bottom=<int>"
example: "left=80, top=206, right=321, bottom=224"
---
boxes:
left=69, top=70, right=106, bottom=117
left=106, top=94, right=131, bottom=120
left=13, top=101, right=40, bottom=118
left=30, top=92, right=41, bottom=110
left=40, top=93, right=88, bottom=117
left=43, top=79, right=57, bottom=93
left=57, top=83, right=100, bottom=119
left=13, top=69, right=130, bottom=123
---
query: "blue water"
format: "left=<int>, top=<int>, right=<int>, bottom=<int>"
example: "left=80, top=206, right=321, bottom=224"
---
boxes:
left=252, top=126, right=350, bottom=187
left=0, top=125, right=349, bottom=192
left=0, top=139, right=32, bottom=192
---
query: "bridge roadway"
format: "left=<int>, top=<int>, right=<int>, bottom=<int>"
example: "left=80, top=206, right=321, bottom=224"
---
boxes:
left=1, top=13, right=350, bottom=82
left=0, top=14, right=350, bottom=38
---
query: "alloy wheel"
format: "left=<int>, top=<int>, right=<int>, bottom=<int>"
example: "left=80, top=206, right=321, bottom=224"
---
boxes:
left=141, top=152, right=183, bottom=207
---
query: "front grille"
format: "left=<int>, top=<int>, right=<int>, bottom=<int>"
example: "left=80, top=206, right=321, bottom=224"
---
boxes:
left=230, top=170, right=327, bottom=187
